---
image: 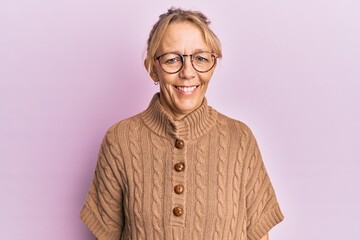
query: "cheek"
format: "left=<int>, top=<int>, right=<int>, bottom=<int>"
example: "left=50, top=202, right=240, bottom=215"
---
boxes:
left=200, top=73, right=213, bottom=84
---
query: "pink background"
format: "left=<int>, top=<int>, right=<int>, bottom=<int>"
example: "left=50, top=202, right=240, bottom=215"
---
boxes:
left=1, top=1, right=359, bottom=239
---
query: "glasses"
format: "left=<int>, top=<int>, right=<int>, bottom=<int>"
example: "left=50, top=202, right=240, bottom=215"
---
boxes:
left=155, top=51, right=217, bottom=74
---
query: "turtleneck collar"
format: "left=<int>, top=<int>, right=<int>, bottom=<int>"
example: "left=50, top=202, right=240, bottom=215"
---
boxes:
left=141, top=93, right=218, bottom=141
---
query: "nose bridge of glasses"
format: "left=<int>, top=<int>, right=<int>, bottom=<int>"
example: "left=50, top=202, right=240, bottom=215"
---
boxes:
left=180, top=54, right=196, bottom=71
left=181, top=54, right=194, bottom=61
left=182, top=54, right=196, bottom=66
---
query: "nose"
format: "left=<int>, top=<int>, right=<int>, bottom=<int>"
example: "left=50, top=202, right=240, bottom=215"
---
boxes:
left=179, top=55, right=195, bottom=79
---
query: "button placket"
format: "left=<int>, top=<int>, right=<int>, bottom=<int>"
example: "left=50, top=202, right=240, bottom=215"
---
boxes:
left=170, top=138, right=187, bottom=224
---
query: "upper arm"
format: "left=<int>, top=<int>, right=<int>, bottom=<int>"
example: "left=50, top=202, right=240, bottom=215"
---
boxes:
left=80, top=129, right=125, bottom=239
left=243, top=127, right=284, bottom=239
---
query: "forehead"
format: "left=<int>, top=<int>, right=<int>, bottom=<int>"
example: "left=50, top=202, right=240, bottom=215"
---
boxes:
left=158, top=21, right=209, bottom=53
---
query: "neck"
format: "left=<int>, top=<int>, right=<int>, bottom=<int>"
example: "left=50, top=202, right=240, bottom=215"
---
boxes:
left=159, top=95, right=190, bottom=121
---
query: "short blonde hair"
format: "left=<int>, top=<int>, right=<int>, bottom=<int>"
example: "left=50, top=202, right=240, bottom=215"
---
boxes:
left=145, top=7, right=222, bottom=75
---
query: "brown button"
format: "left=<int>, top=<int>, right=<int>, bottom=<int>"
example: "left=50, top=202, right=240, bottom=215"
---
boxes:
left=175, top=139, right=185, bottom=149
left=174, top=184, right=184, bottom=194
left=173, top=207, right=184, bottom=216
left=174, top=162, right=185, bottom=172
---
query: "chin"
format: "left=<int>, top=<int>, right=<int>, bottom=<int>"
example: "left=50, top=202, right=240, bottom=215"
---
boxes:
left=176, top=103, right=200, bottom=114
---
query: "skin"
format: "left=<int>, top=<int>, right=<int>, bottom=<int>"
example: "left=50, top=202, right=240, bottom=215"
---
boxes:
left=262, top=233, right=269, bottom=240
left=151, top=21, right=216, bottom=121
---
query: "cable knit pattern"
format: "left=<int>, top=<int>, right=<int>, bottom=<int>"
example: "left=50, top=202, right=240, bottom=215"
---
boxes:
left=80, top=93, right=284, bottom=240
left=228, top=144, right=242, bottom=239
left=193, top=136, right=207, bottom=239
left=129, top=119, right=145, bottom=240
left=213, top=120, right=228, bottom=240
left=150, top=133, right=165, bottom=240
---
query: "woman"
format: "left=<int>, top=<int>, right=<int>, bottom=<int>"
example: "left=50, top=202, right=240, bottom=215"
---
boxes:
left=81, top=8, right=284, bottom=240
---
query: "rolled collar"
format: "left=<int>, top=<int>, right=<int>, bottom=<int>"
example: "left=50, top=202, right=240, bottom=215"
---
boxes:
left=141, top=93, right=218, bottom=141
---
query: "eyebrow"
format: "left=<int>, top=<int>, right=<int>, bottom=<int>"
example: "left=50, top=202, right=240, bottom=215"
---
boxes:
left=161, top=48, right=211, bottom=55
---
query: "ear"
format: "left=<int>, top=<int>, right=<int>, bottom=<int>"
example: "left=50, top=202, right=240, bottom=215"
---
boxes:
left=144, top=59, right=159, bottom=81
left=150, top=73, right=158, bottom=82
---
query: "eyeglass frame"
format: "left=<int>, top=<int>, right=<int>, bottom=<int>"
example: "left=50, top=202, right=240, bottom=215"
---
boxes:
left=154, top=51, right=218, bottom=74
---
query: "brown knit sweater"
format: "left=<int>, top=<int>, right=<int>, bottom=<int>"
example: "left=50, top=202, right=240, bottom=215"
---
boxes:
left=80, top=93, right=284, bottom=240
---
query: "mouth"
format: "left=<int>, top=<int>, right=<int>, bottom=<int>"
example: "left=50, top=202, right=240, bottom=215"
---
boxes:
left=174, top=85, right=200, bottom=93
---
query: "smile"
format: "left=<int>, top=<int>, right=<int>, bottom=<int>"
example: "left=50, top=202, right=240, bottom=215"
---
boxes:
left=174, top=85, right=199, bottom=93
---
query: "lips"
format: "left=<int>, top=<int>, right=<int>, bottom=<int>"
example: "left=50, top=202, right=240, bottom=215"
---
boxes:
left=174, top=85, right=199, bottom=93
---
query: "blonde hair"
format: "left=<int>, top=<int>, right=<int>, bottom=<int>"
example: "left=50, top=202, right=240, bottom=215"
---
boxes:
left=144, top=7, right=222, bottom=75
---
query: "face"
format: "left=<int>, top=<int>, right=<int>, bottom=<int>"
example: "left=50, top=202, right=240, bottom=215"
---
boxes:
left=152, top=21, right=216, bottom=120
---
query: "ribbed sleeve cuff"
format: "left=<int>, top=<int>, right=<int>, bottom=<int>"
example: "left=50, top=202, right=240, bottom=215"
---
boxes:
left=80, top=205, right=120, bottom=240
left=248, top=204, right=284, bottom=240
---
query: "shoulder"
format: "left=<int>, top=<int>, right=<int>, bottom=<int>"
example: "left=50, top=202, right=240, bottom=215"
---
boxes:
left=104, top=113, right=144, bottom=140
left=215, top=110, right=255, bottom=139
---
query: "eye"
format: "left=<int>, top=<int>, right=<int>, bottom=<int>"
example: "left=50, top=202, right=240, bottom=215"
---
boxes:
left=196, top=56, right=208, bottom=62
left=161, top=54, right=181, bottom=65
left=194, top=53, right=210, bottom=62
left=164, top=57, right=179, bottom=64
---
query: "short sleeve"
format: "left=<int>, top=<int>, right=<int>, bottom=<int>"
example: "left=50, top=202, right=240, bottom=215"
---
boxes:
left=80, top=129, right=124, bottom=240
left=245, top=131, right=284, bottom=240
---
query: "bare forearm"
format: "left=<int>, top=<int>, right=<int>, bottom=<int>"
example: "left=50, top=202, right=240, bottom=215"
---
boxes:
left=261, top=233, right=269, bottom=240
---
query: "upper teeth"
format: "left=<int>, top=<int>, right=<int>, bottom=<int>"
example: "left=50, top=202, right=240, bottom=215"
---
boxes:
left=177, top=86, right=197, bottom=92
